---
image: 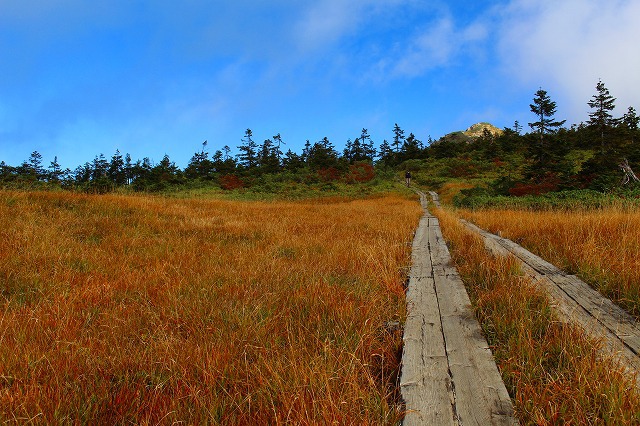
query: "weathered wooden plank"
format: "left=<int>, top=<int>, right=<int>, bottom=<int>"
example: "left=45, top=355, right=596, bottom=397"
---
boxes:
left=551, top=275, right=640, bottom=354
left=402, top=208, right=457, bottom=425
left=401, top=355, right=456, bottom=426
left=402, top=192, right=517, bottom=425
left=429, top=217, right=517, bottom=425
left=429, top=191, right=441, bottom=208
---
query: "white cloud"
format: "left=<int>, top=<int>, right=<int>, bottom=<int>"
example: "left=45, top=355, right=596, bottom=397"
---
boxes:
left=498, top=0, right=640, bottom=122
left=388, top=17, right=488, bottom=78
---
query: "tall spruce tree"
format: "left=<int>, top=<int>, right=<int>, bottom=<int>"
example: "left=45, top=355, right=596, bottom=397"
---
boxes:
left=26, top=151, right=45, bottom=180
left=237, top=128, right=258, bottom=169
left=528, top=88, right=566, bottom=148
left=48, top=156, right=63, bottom=182
left=623, top=106, right=639, bottom=131
left=392, top=123, right=405, bottom=153
left=587, top=79, right=618, bottom=153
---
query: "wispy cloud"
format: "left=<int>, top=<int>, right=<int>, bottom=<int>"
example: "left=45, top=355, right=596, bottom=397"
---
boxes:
left=386, top=17, right=488, bottom=78
left=292, top=0, right=413, bottom=53
left=497, top=0, right=640, bottom=121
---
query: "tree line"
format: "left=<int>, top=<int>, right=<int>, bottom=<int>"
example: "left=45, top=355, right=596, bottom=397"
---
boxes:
left=0, top=125, right=429, bottom=192
left=2, top=79, right=638, bottom=194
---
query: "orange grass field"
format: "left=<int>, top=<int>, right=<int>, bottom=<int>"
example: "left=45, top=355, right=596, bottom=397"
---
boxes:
left=434, top=207, right=640, bottom=424
left=458, top=207, right=640, bottom=318
left=0, top=191, right=421, bottom=424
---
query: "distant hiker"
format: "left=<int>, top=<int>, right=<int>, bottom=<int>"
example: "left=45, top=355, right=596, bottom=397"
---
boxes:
left=405, top=171, right=411, bottom=187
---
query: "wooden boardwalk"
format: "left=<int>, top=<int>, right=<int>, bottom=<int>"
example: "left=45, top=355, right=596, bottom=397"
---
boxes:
left=400, top=191, right=517, bottom=425
left=462, top=219, right=640, bottom=386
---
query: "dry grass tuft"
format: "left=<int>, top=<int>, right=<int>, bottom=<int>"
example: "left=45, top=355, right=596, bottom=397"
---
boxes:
left=0, top=191, right=421, bottom=424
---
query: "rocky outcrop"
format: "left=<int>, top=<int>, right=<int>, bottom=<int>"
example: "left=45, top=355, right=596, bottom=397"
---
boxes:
left=462, top=122, right=504, bottom=138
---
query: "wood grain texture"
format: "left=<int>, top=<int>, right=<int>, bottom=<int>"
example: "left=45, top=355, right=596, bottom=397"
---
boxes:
left=400, top=191, right=517, bottom=425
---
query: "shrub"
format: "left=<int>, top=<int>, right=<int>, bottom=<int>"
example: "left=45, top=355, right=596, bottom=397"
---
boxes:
left=346, top=163, right=376, bottom=183
left=218, top=174, right=245, bottom=190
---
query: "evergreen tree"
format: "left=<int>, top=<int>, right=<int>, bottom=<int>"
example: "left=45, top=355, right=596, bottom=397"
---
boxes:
left=377, top=139, right=393, bottom=165
left=343, top=139, right=353, bottom=162
left=302, top=140, right=312, bottom=163
left=623, top=106, right=640, bottom=131
left=237, top=128, right=258, bottom=169
left=74, top=162, right=92, bottom=184
left=344, top=137, right=366, bottom=163
left=587, top=79, right=618, bottom=152
left=25, top=151, right=45, bottom=180
left=153, top=154, right=181, bottom=183
left=108, top=150, right=126, bottom=185
left=401, top=133, right=422, bottom=160
left=282, top=149, right=304, bottom=172
left=307, top=138, right=339, bottom=170
left=528, top=88, right=566, bottom=148
left=185, top=140, right=213, bottom=180
left=513, top=120, right=522, bottom=134
left=359, top=128, right=376, bottom=160
left=258, top=138, right=280, bottom=174
left=90, top=154, right=109, bottom=181
left=0, top=161, right=16, bottom=183
left=272, top=133, right=285, bottom=162
left=48, top=156, right=63, bottom=182
left=132, top=157, right=153, bottom=184
left=622, top=106, right=639, bottom=146
left=223, top=145, right=232, bottom=160
left=392, top=123, right=405, bottom=153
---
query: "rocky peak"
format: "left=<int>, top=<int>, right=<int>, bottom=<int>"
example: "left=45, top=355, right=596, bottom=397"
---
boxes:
left=462, top=122, right=503, bottom=138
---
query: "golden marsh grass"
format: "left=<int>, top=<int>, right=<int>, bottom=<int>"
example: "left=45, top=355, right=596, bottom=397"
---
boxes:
left=434, top=206, right=640, bottom=424
left=0, top=191, right=421, bottom=424
left=458, top=207, right=640, bottom=317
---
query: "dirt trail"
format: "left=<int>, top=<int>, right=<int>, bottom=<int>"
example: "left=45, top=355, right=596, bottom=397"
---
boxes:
left=400, top=191, right=517, bottom=425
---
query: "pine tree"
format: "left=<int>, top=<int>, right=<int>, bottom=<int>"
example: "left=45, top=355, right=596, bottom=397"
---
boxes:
left=272, top=133, right=285, bottom=162
left=622, top=106, right=640, bottom=147
left=26, top=151, right=45, bottom=180
left=513, top=120, right=522, bottom=134
left=587, top=79, right=618, bottom=152
left=392, top=123, right=405, bottom=153
left=302, top=140, right=312, bottom=164
left=185, top=141, right=212, bottom=180
left=282, top=149, right=304, bottom=171
left=91, top=154, right=109, bottom=181
left=623, top=106, right=640, bottom=131
left=237, top=128, right=258, bottom=169
left=108, top=150, right=126, bottom=185
left=48, top=156, right=63, bottom=182
left=528, top=88, right=566, bottom=148
left=377, top=139, right=393, bottom=165
left=258, top=138, right=280, bottom=174
left=401, top=133, right=422, bottom=160
left=223, top=145, right=232, bottom=161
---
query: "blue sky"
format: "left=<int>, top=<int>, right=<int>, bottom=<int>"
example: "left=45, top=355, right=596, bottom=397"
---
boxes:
left=1, top=0, right=639, bottom=170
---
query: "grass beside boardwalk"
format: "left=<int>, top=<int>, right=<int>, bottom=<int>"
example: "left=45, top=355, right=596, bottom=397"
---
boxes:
left=458, top=207, right=640, bottom=319
left=0, top=190, right=421, bottom=424
left=434, top=206, right=640, bottom=424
